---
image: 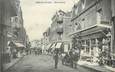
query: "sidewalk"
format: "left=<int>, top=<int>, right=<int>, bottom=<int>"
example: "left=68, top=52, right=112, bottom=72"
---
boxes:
left=3, top=56, right=24, bottom=71
left=78, top=61, right=115, bottom=72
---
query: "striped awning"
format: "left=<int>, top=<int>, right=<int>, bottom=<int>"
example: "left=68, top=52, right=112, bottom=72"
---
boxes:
left=55, top=42, right=62, bottom=49
left=50, top=43, right=56, bottom=49
left=46, top=44, right=52, bottom=50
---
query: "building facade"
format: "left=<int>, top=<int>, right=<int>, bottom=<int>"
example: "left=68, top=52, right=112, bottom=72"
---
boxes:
left=42, top=28, right=50, bottom=51
left=0, top=0, right=28, bottom=71
left=111, top=0, right=115, bottom=66
left=71, top=0, right=113, bottom=65
left=0, top=0, right=20, bottom=71
left=43, top=10, right=73, bottom=53
left=62, top=11, right=72, bottom=42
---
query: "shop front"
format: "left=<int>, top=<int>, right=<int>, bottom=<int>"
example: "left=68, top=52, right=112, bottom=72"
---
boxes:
left=54, top=41, right=70, bottom=54
left=3, top=41, right=15, bottom=63
left=3, top=41, right=25, bottom=64
left=49, top=41, right=70, bottom=54
left=71, top=26, right=112, bottom=65
left=14, top=42, right=26, bottom=57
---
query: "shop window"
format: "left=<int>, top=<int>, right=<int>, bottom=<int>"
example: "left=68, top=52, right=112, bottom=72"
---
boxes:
left=86, top=47, right=90, bottom=53
left=86, top=40, right=90, bottom=46
left=86, top=40, right=90, bottom=53
left=81, top=40, right=85, bottom=45
left=91, top=39, right=96, bottom=47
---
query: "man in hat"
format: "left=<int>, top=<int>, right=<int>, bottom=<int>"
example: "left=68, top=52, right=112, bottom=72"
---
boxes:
left=53, top=48, right=59, bottom=69
left=72, top=48, right=80, bottom=68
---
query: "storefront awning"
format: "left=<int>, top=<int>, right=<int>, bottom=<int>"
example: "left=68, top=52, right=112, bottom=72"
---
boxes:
left=50, top=43, right=56, bottom=49
left=81, top=32, right=106, bottom=40
left=71, top=26, right=108, bottom=40
left=14, top=43, right=25, bottom=48
left=46, top=44, right=52, bottom=50
left=55, top=42, right=62, bottom=49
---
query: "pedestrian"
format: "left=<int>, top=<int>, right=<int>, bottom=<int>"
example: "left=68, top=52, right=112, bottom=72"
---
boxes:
left=61, top=52, right=66, bottom=65
left=40, top=49, right=42, bottom=54
left=69, top=49, right=74, bottom=68
left=72, top=48, right=80, bottom=68
left=35, top=49, right=37, bottom=55
left=6, top=47, right=11, bottom=63
left=53, top=48, right=59, bottom=69
left=64, top=52, right=70, bottom=65
left=13, top=48, right=17, bottom=58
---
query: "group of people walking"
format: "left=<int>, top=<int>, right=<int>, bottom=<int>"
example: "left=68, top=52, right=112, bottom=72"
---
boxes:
left=53, top=48, right=80, bottom=69
left=27, top=48, right=42, bottom=55
left=34, top=48, right=42, bottom=55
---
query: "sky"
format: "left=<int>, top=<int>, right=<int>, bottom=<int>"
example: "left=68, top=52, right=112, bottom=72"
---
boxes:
left=20, top=0, right=79, bottom=41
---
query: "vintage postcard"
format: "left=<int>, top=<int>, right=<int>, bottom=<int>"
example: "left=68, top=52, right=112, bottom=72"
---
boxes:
left=0, top=0, right=115, bottom=72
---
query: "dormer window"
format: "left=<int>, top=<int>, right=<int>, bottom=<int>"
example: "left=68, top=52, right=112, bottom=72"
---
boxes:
left=75, top=7, right=78, bottom=15
left=75, top=22, right=81, bottom=30
left=81, top=0, right=86, bottom=9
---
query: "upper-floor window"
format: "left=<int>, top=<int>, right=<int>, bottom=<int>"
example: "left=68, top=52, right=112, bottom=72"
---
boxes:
left=75, top=22, right=81, bottom=30
left=97, top=8, right=103, bottom=15
left=15, top=16, right=18, bottom=23
left=81, top=0, right=86, bottom=9
left=75, top=7, right=78, bottom=15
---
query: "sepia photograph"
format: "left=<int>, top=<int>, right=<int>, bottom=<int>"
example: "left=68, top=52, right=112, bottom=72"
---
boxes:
left=0, top=0, right=115, bottom=72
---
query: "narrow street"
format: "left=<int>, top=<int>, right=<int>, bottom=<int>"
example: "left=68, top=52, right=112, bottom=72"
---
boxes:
left=0, top=0, right=115, bottom=72
left=5, top=54, right=92, bottom=72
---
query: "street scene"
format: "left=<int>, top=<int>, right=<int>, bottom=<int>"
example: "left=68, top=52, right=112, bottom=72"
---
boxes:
left=5, top=54, right=93, bottom=72
left=0, top=0, right=115, bottom=72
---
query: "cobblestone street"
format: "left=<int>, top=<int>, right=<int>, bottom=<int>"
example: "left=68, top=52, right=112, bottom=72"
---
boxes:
left=5, top=54, right=93, bottom=72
